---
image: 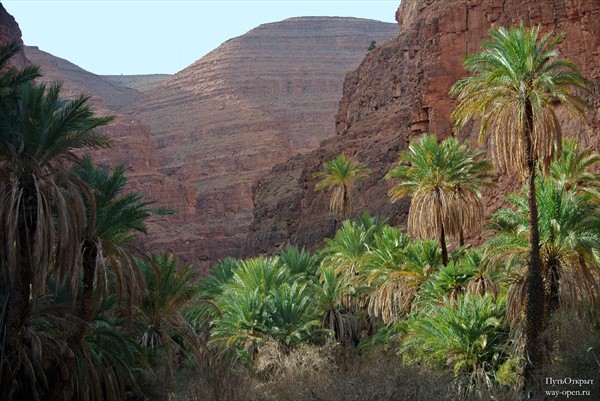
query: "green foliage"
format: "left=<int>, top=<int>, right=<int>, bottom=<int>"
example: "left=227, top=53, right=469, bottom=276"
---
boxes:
left=319, top=219, right=377, bottom=276
left=401, top=294, right=508, bottom=393
left=276, top=246, right=320, bottom=277
left=496, top=357, right=524, bottom=389
left=488, top=178, right=600, bottom=323
left=367, top=40, right=377, bottom=51
left=550, top=139, right=600, bottom=199
left=210, top=255, right=322, bottom=357
left=451, top=23, right=591, bottom=175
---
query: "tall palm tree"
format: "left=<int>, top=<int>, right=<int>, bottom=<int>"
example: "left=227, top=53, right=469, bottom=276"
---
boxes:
left=46, top=157, right=172, bottom=401
left=0, top=42, right=42, bottom=401
left=0, top=78, right=111, bottom=400
left=314, top=154, right=370, bottom=228
left=73, top=156, right=172, bottom=311
left=450, top=23, right=591, bottom=385
left=386, top=134, right=492, bottom=265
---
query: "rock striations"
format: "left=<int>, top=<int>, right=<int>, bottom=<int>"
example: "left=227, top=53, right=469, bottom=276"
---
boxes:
left=245, top=0, right=600, bottom=255
left=24, top=46, right=142, bottom=112
left=124, top=17, right=398, bottom=268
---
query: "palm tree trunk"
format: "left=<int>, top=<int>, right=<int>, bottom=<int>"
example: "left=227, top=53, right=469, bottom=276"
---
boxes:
left=522, top=101, right=545, bottom=400
left=440, top=223, right=449, bottom=266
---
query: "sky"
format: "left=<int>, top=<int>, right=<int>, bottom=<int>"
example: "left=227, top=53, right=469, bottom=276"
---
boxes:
left=3, top=1, right=399, bottom=76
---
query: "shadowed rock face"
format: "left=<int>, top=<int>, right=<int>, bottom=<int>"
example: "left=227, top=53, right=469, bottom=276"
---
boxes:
left=246, top=0, right=600, bottom=256
left=122, top=17, right=398, bottom=268
left=0, top=3, right=27, bottom=68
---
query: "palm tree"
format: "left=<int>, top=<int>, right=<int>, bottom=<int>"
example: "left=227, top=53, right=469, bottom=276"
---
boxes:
left=386, top=134, right=492, bottom=265
left=210, top=256, right=290, bottom=356
left=73, top=156, right=172, bottom=312
left=450, top=23, right=591, bottom=384
left=359, top=227, right=444, bottom=324
left=71, top=312, right=148, bottom=401
left=315, top=266, right=361, bottom=346
left=314, top=154, right=370, bottom=229
left=276, top=245, right=320, bottom=278
left=401, top=294, right=508, bottom=395
left=267, top=282, right=321, bottom=350
left=550, top=139, right=600, bottom=198
left=0, top=77, right=111, bottom=399
left=361, top=226, right=411, bottom=323
left=319, top=219, right=374, bottom=277
left=487, top=179, right=600, bottom=326
left=45, top=157, right=172, bottom=401
left=134, top=253, right=207, bottom=399
left=211, top=255, right=323, bottom=356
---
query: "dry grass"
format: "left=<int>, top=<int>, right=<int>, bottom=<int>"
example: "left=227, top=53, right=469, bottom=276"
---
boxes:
left=172, top=313, right=600, bottom=401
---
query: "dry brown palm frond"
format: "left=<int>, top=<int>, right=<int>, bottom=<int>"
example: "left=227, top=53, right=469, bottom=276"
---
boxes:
left=506, top=271, right=528, bottom=326
left=466, top=274, right=500, bottom=298
left=387, top=134, right=492, bottom=247
left=367, top=279, right=407, bottom=324
left=554, top=256, right=599, bottom=316
left=366, top=267, right=430, bottom=323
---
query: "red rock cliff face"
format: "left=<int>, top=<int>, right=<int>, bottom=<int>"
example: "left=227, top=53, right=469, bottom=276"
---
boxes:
left=126, top=17, right=398, bottom=268
left=0, top=3, right=27, bottom=68
left=246, top=0, right=600, bottom=255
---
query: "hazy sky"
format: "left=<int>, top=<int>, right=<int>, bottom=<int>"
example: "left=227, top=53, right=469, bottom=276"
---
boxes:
left=3, top=1, right=399, bottom=76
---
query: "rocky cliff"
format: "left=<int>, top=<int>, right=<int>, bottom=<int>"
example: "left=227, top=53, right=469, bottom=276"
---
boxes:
left=0, top=3, right=27, bottom=68
left=246, top=0, right=600, bottom=255
left=125, top=17, right=398, bottom=267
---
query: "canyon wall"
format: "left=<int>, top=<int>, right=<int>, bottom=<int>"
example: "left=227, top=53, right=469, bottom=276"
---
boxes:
left=246, top=0, right=600, bottom=255
left=124, top=17, right=397, bottom=268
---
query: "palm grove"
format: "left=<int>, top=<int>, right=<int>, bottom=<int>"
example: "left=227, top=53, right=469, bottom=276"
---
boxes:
left=1, top=24, right=598, bottom=401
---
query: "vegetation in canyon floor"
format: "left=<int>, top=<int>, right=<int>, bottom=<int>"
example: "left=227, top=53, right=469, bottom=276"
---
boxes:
left=0, top=23, right=599, bottom=401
